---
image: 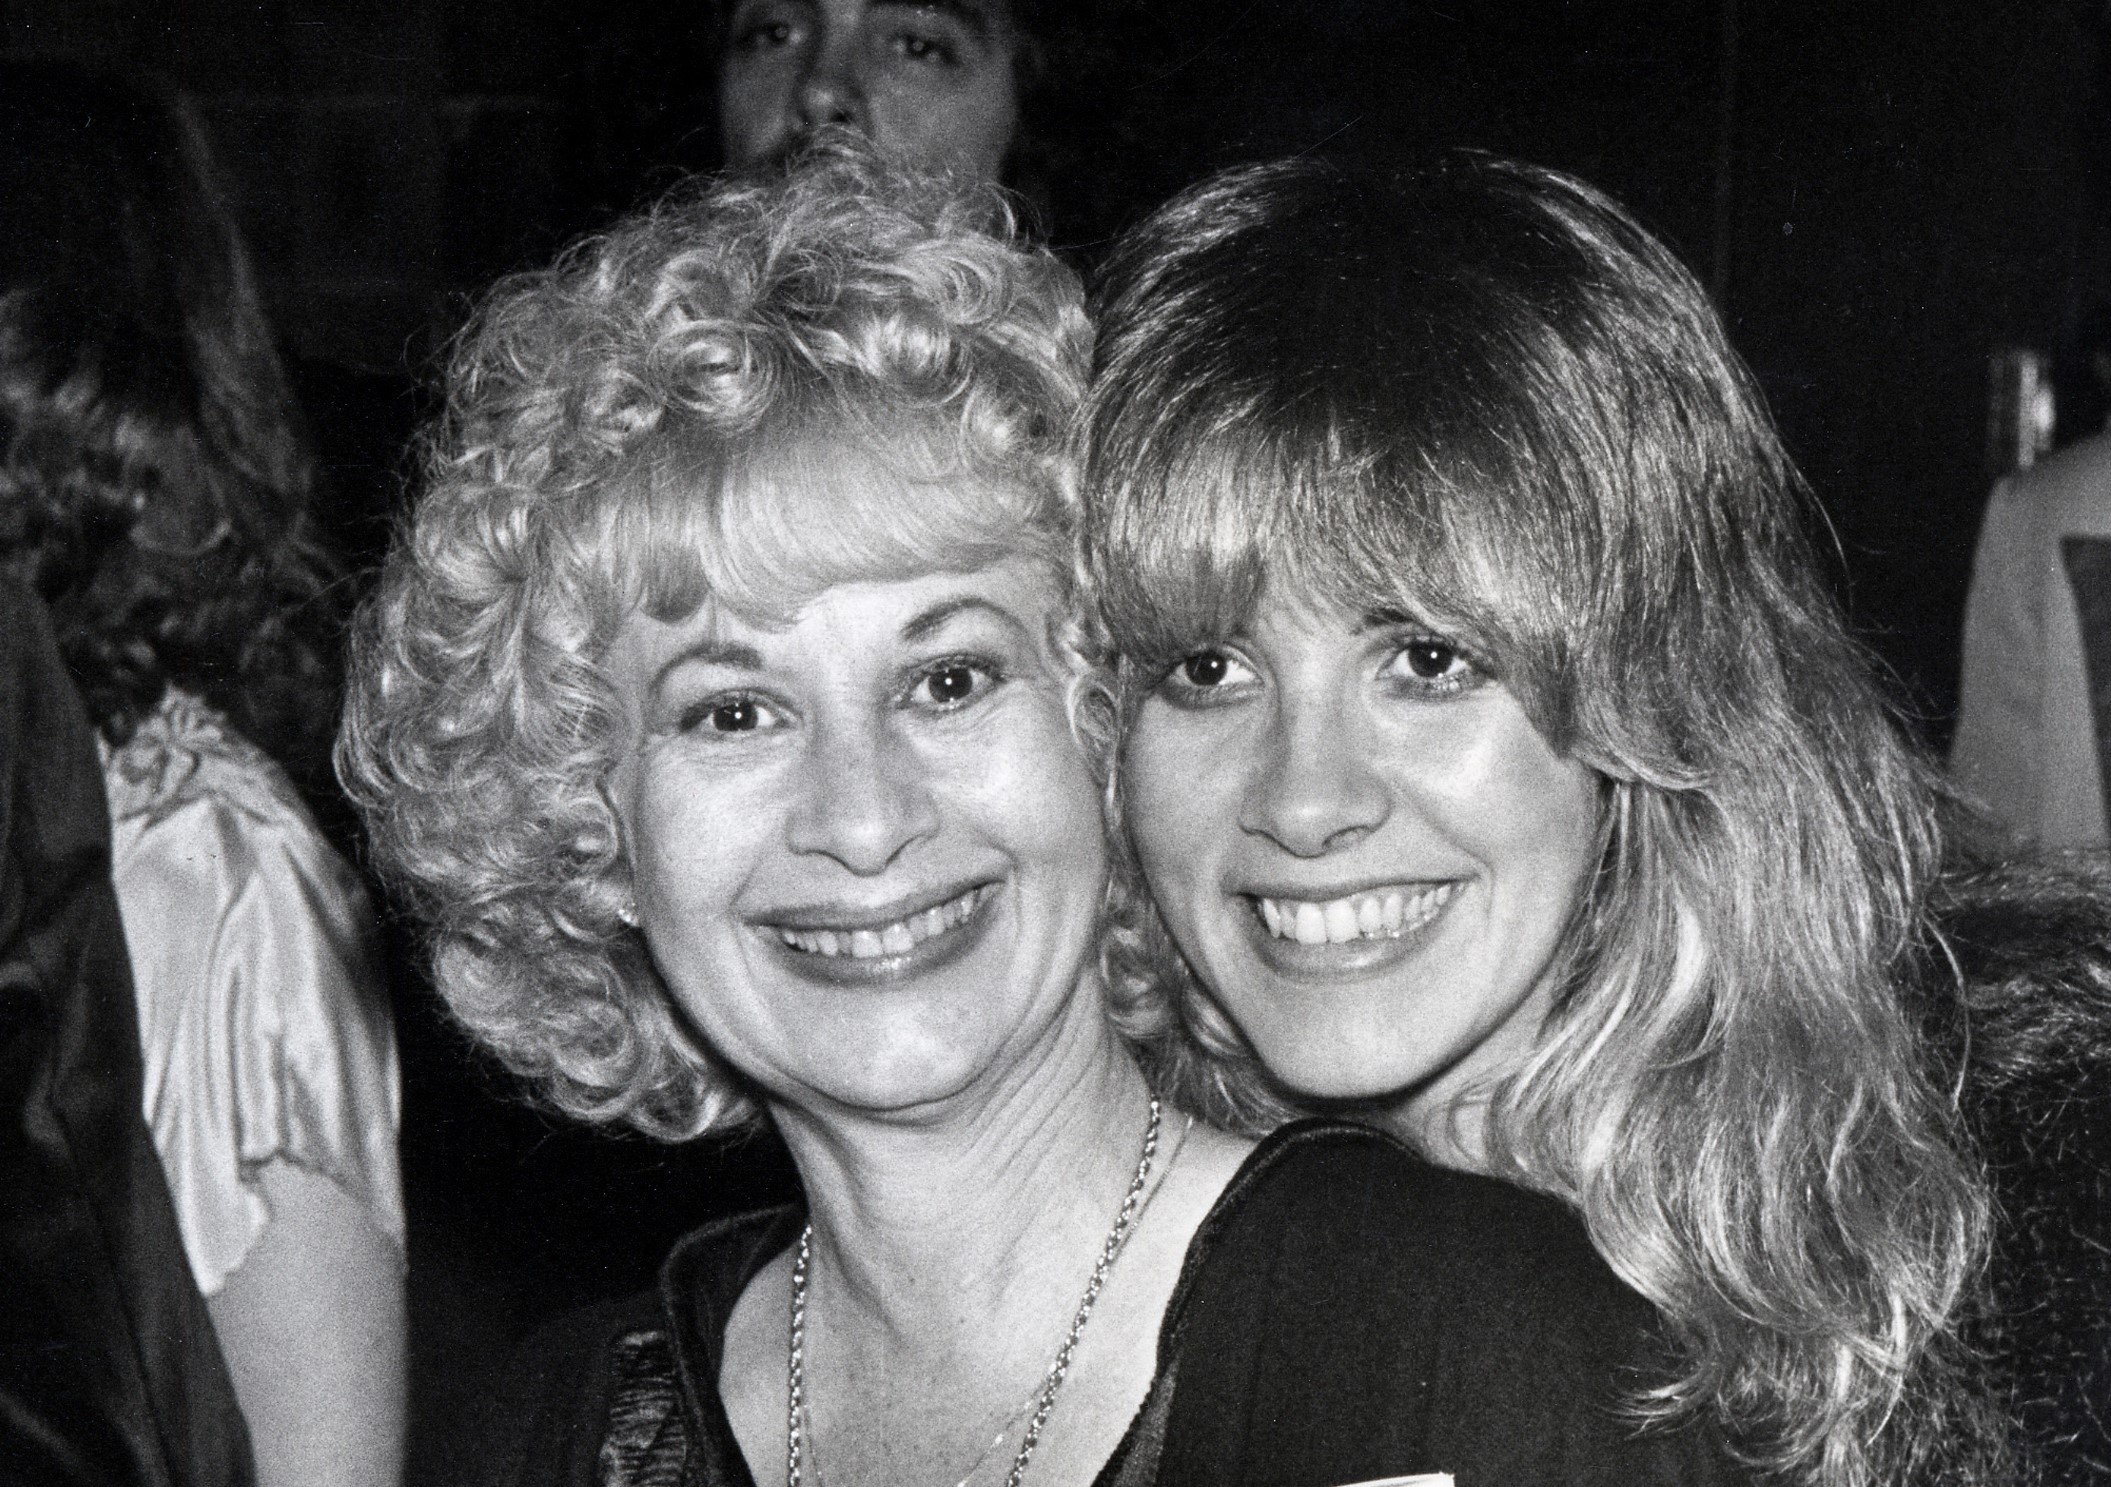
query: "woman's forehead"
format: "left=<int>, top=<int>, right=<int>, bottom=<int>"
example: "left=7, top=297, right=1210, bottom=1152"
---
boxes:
left=714, top=554, right=1063, bottom=641
left=609, top=553, right=1067, bottom=697
left=617, top=415, right=1058, bottom=625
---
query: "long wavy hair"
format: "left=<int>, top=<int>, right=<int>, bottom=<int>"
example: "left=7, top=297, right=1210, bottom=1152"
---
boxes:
left=338, top=139, right=1091, bottom=1140
left=1078, top=153, right=2001, bottom=1487
left=0, top=63, right=337, bottom=784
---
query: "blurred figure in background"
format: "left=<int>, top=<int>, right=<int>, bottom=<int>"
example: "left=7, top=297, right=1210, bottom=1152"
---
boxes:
left=709, top=0, right=1170, bottom=243
left=0, top=61, right=405, bottom=1487
left=716, top=0, right=1020, bottom=181
left=0, top=574, right=256, bottom=1487
left=1951, top=430, right=2111, bottom=851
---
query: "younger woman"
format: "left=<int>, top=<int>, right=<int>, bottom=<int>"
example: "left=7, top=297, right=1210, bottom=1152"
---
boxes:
left=1080, top=153, right=2014, bottom=1487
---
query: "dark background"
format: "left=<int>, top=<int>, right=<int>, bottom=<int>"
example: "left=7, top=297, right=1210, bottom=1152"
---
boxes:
left=5, top=1, right=2107, bottom=1480
left=7, top=0, right=2104, bottom=726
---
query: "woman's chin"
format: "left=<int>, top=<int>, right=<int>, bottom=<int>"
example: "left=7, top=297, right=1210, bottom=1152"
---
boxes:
left=773, top=1041, right=1005, bottom=1120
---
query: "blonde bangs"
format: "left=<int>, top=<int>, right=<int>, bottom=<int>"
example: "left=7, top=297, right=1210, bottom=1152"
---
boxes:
left=1089, top=407, right=1558, bottom=730
left=583, top=406, right=1059, bottom=642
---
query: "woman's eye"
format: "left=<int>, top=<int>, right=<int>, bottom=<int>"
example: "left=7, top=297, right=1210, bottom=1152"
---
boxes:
left=1403, top=639, right=1458, bottom=678
left=1385, top=636, right=1485, bottom=696
left=1183, top=653, right=1230, bottom=687
left=1160, top=648, right=1258, bottom=704
left=909, top=658, right=997, bottom=709
left=680, top=694, right=778, bottom=735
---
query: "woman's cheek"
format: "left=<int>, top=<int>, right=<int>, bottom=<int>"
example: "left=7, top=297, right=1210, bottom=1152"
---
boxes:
left=1123, top=722, right=1220, bottom=898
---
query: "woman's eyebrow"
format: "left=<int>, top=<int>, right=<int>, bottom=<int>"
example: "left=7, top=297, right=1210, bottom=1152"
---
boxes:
left=900, top=595, right=1023, bottom=644
left=1358, top=605, right=1423, bottom=632
left=651, top=635, right=766, bottom=697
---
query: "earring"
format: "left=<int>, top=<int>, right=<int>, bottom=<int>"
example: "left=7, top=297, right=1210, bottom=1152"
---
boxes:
left=617, top=897, right=640, bottom=929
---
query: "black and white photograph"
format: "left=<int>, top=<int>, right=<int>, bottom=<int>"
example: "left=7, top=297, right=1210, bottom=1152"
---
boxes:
left=2, top=4, right=2108, bottom=1486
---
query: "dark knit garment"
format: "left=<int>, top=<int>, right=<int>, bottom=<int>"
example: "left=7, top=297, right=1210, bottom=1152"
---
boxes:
left=1940, top=860, right=2111, bottom=1485
left=472, top=1120, right=1748, bottom=1487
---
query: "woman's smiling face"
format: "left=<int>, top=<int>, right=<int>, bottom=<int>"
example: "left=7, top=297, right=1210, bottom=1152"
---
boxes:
left=605, top=547, right=1106, bottom=1118
left=1120, top=585, right=1604, bottom=1140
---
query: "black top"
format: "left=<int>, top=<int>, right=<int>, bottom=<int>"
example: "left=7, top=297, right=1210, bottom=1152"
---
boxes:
left=477, top=1119, right=1749, bottom=1487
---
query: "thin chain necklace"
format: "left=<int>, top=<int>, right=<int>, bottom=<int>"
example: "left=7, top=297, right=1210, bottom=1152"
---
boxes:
left=786, top=1096, right=1164, bottom=1487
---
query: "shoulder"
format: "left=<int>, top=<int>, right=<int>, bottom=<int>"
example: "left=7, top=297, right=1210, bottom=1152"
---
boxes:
left=1995, top=431, right=2111, bottom=536
left=1159, top=1121, right=1744, bottom=1486
left=103, top=690, right=303, bottom=828
left=1203, top=1119, right=1628, bottom=1311
left=468, top=1291, right=669, bottom=1487
left=1187, top=1117, right=1661, bottom=1388
left=1933, top=862, right=2111, bottom=1481
left=103, top=689, right=370, bottom=939
left=1939, top=858, right=2111, bottom=1103
left=1935, top=857, right=2111, bottom=1192
left=469, top=1205, right=799, bottom=1487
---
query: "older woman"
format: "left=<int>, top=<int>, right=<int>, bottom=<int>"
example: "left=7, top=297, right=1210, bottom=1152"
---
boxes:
left=342, top=143, right=1751, bottom=1487
left=1079, top=154, right=2019, bottom=1487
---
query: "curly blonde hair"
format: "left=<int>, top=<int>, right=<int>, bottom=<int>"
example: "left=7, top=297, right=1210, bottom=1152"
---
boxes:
left=339, top=138, right=1089, bottom=1139
left=1079, top=154, right=2002, bottom=1487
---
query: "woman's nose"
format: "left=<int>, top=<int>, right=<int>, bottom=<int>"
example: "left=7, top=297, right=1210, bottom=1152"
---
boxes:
left=1237, top=707, right=1391, bottom=858
left=785, top=716, right=938, bottom=874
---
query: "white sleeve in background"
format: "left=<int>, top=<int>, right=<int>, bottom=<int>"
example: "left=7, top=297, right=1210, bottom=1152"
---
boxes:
left=1951, top=434, right=2111, bottom=851
left=102, top=693, right=404, bottom=1296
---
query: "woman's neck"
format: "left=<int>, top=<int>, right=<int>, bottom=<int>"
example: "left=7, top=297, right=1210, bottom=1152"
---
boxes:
left=718, top=989, right=1259, bottom=1487
left=769, top=992, right=1158, bottom=1347
left=1388, top=1092, right=1494, bottom=1173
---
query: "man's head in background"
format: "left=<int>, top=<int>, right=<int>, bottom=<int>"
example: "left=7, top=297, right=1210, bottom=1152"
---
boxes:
left=716, top=0, right=1021, bottom=182
left=699, top=0, right=1178, bottom=250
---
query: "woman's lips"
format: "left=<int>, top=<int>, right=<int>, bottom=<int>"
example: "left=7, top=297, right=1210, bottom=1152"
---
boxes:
left=756, top=882, right=1001, bottom=986
left=1237, top=880, right=1463, bottom=978
left=1252, top=882, right=1460, bottom=945
left=768, top=883, right=997, bottom=959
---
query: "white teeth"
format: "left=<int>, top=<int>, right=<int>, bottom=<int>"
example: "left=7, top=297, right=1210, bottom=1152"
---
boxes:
left=1323, top=900, right=1358, bottom=943
left=1295, top=902, right=1327, bottom=945
left=1254, top=883, right=1458, bottom=945
left=772, top=885, right=990, bottom=959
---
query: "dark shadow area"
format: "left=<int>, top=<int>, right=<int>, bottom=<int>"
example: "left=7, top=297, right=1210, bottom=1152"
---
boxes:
left=389, top=929, right=797, bottom=1483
